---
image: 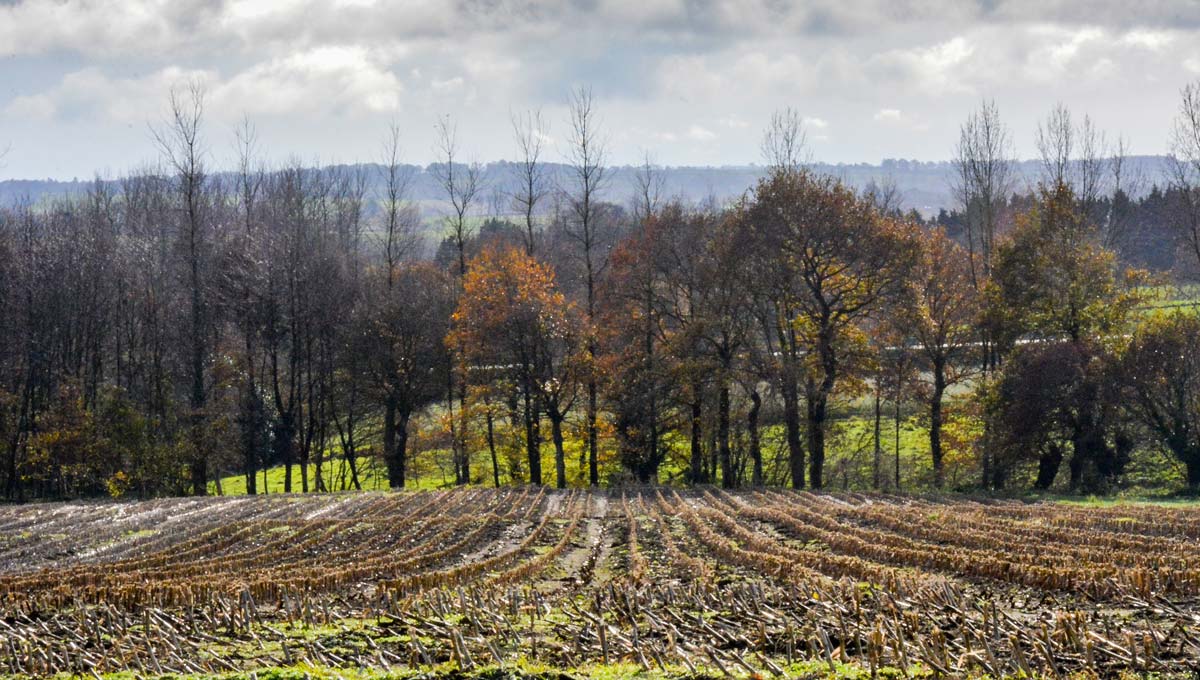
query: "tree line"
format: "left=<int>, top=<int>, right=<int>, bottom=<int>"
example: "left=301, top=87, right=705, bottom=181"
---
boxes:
left=3, top=84, right=1200, bottom=500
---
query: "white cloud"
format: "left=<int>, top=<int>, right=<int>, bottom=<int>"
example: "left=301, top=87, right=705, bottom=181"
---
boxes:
left=803, top=117, right=829, bottom=129
left=1120, top=29, right=1175, bottom=51
left=687, top=125, right=717, bottom=141
left=870, top=107, right=930, bottom=132
left=1042, top=26, right=1104, bottom=73
left=431, top=77, right=465, bottom=93
left=217, top=46, right=403, bottom=116
left=6, top=47, right=403, bottom=125
left=4, top=66, right=214, bottom=122
left=868, top=36, right=975, bottom=95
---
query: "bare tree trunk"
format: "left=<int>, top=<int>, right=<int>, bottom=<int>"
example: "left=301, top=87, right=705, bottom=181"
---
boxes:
left=486, top=411, right=500, bottom=487
left=894, top=397, right=902, bottom=491
left=383, top=394, right=402, bottom=488
left=930, top=360, right=946, bottom=488
left=523, top=384, right=541, bottom=485
left=718, top=383, right=732, bottom=488
left=873, top=380, right=883, bottom=489
left=586, top=380, right=599, bottom=486
left=690, top=380, right=705, bottom=484
left=748, top=388, right=762, bottom=487
left=550, top=412, right=567, bottom=489
left=345, top=428, right=361, bottom=491
left=782, top=376, right=804, bottom=489
left=396, top=412, right=410, bottom=488
left=806, top=378, right=826, bottom=490
left=1185, top=456, right=1200, bottom=493
left=458, top=382, right=470, bottom=485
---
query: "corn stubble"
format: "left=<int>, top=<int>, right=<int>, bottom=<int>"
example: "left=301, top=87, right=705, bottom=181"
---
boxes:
left=0, top=488, right=1197, bottom=677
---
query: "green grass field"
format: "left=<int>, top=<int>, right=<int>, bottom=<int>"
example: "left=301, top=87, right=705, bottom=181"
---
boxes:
left=210, top=432, right=607, bottom=495
left=1138, top=283, right=1200, bottom=317
left=210, top=410, right=948, bottom=495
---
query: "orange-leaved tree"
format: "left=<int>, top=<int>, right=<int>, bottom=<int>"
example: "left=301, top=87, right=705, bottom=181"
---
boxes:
left=449, top=246, right=587, bottom=488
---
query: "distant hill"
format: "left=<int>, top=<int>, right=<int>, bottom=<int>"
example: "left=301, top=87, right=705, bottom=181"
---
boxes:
left=0, top=156, right=1172, bottom=217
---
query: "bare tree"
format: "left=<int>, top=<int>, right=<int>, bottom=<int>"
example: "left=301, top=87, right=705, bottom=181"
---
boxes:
left=511, top=109, right=549, bottom=256
left=432, top=115, right=482, bottom=280
left=563, top=86, right=609, bottom=487
left=761, top=108, right=808, bottom=172
left=372, top=123, right=424, bottom=487
left=1075, top=113, right=1108, bottom=211
left=230, top=115, right=266, bottom=494
left=1100, top=135, right=1139, bottom=252
left=363, top=264, right=454, bottom=489
left=151, top=81, right=214, bottom=496
left=1169, top=81, right=1200, bottom=278
left=1036, top=103, right=1075, bottom=191
left=631, top=151, right=665, bottom=224
left=954, top=99, right=1014, bottom=289
left=1037, top=104, right=1137, bottom=251
left=380, top=121, right=417, bottom=285
left=329, top=165, right=370, bottom=491
left=1039, top=106, right=1114, bottom=211
left=863, top=176, right=903, bottom=216
left=432, top=115, right=481, bottom=485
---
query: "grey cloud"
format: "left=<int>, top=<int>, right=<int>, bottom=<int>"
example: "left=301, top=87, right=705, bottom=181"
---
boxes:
left=2, top=0, right=1200, bottom=180
left=4, top=0, right=1198, bottom=63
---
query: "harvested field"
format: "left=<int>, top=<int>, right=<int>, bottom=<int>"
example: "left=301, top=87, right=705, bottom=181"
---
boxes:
left=1, top=488, right=1198, bottom=677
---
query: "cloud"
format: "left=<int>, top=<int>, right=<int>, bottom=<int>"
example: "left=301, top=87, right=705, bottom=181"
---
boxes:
left=871, top=107, right=930, bottom=132
left=4, top=66, right=214, bottom=122
left=1120, top=29, right=1175, bottom=51
left=3, top=0, right=1200, bottom=64
left=0, top=0, right=226, bottom=58
left=868, top=36, right=975, bottom=95
left=3, top=0, right=1200, bottom=178
left=217, top=46, right=403, bottom=115
left=1032, top=26, right=1104, bottom=76
left=6, top=47, right=403, bottom=124
left=984, top=1, right=1200, bottom=30
left=431, top=77, right=465, bottom=93
left=656, top=49, right=818, bottom=105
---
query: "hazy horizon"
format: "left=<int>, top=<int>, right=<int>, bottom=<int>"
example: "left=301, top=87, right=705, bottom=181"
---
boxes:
left=0, top=153, right=1176, bottom=184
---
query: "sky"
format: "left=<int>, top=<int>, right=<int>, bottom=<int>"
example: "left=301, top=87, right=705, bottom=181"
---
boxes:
left=2, top=0, right=1200, bottom=180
